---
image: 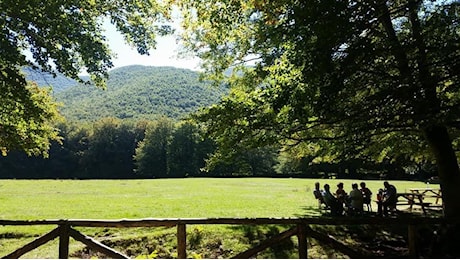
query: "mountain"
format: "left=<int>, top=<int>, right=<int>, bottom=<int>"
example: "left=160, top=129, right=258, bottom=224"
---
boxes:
left=54, top=65, right=228, bottom=121
left=24, top=67, right=79, bottom=92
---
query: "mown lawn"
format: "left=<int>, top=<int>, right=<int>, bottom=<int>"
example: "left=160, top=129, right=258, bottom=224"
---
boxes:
left=0, top=178, right=440, bottom=258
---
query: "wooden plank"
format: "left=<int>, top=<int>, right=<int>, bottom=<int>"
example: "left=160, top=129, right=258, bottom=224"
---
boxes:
left=232, top=227, right=298, bottom=259
left=177, top=224, right=187, bottom=259
left=59, top=224, right=70, bottom=259
left=1, top=217, right=458, bottom=228
left=297, top=224, right=308, bottom=259
left=69, top=228, right=129, bottom=259
left=2, top=227, right=60, bottom=259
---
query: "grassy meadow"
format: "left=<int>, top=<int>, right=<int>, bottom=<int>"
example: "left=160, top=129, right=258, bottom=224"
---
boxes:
left=0, top=178, right=440, bottom=258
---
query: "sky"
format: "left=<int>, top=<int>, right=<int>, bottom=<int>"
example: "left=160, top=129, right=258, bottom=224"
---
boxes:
left=104, top=21, right=201, bottom=72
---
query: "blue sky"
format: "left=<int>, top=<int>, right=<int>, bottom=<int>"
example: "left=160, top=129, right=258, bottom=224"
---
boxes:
left=104, top=21, right=201, bottom=71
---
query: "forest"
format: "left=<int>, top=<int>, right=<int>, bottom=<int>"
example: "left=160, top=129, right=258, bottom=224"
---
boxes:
left=0, top=116, right=436, bottom=180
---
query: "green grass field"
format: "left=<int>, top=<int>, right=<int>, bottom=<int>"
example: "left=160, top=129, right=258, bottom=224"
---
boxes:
left=0, top=178, right=439, bottom=219
left=0, top=178, right=441, bottom=258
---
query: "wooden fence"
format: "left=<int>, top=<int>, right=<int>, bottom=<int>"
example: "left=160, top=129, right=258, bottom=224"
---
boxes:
left=0, top=217, right=456, bottom=259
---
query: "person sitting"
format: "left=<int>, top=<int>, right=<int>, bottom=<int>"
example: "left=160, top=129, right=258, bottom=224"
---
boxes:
left=348, top=183, right=364, bottom=215
left=323, top=184, right=344, bottom=216
left=335, top=182, right=348, bottom=206
left=377, top=181, right=397, bottom=216
left=313, top=182, right=325, bottom=209
left=360, top=182, right=373, bottom=211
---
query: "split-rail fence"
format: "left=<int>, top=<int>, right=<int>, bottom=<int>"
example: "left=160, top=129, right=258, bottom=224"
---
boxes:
left=0, top=217, right=456, bottom=259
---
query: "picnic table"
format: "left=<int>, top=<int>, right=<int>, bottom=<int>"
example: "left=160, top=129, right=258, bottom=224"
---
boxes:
left=409, top=188, right=443, bottom=214
left=396, top=193, right=429, bottom=215
left=409, top=188, right=442, bottom=204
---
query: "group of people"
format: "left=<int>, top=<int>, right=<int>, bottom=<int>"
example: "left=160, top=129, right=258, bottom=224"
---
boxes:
left=313, top=181, right=397, bottom=216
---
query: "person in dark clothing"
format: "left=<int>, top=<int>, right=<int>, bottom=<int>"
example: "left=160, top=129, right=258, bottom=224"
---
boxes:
left=335, top=182, right=347, bottom=205
left=360, top=182, right=373, bottom=211
left=377, top=181, right=397, bottom=216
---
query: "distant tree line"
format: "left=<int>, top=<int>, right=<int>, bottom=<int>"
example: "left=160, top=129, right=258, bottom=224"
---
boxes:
left=0, top=117, right=436, bottom=180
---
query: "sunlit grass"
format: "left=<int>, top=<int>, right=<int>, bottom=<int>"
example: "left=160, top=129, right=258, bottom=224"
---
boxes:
left=0, top=178, right=439, bottom=219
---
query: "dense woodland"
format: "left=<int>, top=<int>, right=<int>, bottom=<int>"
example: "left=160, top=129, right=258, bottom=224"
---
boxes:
left=0, top=116, right=435, bottom=179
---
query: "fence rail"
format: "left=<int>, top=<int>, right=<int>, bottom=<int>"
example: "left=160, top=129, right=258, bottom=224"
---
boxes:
left=1, top=217, right=457, bottom=259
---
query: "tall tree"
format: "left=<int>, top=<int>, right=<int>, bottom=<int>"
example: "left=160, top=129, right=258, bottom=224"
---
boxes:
left=82, top=118, right=140, bottom=178
left=134, top=117, right=174, bottom=177
left=0, top=0, right=170, bottom=156
left=178, top=1, right=460, bottom=217
left=168, top=121, right=201, bottom=177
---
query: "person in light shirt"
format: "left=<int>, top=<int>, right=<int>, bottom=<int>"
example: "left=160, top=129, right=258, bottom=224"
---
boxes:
left=323, top=184, right=344, bottom=216
left=349, top=183, right=364, bottom=214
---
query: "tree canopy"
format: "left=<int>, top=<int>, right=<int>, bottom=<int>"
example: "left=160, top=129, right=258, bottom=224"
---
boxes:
left=178, top=0, right=460, bottom=217
left=0, top=0, right=169, bottom=156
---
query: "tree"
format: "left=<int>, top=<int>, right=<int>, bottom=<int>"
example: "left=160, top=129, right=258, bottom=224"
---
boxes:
left=82, top=118, right=140, bottom=178
left=0, top=82, right=62, bottom=157
left=134, top=117, right=174, bottom=177
left=168, top=121, right=203, bottom=177
left=178, top=1, right=460, bottom=217
left=1, top=0, right=170, bottom=156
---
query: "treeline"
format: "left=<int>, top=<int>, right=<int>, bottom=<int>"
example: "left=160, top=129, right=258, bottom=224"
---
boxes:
left=0, top=118, right=202, bottom=179
left=0, top=117, right=436, bottom=180
left=0, top=117, right=281, bottom=179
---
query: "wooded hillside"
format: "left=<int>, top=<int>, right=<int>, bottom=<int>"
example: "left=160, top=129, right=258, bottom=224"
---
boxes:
left=27, top=65, right=228, bottom=121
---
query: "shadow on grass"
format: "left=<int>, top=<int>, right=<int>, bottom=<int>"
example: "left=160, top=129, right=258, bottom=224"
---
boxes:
left=296, top=205, right=324, bottom=217
left=0, top=232, right=34, bottom=239
left=295, top=205, right=454, bottom=258
left=228, top=224, right=296, bottom=259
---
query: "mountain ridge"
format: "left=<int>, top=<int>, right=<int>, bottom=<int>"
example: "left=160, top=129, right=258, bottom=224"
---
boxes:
left=27, top=65, right=227, bottom=121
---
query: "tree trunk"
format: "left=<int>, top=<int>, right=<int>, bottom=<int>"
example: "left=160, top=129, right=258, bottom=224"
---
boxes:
left=424, top=125, right=460, bottom=218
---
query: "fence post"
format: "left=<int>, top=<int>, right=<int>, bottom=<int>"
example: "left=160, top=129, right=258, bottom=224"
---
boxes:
left=59, top=221, right=70, bottom=259
left=297, top=224, right=308, bottom=259
left=408, top=224, right=417, bottom=258
left=177, top=223, right=187, bottom=259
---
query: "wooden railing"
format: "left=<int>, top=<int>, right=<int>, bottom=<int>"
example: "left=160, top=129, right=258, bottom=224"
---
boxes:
left=0, top=217, right=456, bottom=259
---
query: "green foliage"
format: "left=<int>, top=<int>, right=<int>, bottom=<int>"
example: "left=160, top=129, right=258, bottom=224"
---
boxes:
left=134, top=117, right=174, bottom=178
left=0, top=0, right=170, bottom=156
left=1, top=0, right=169, bottom=87
left=180, top=0, right=460, bottom=171
left=81, top=118, right=144, bottom=178
left=1, top=115, right=289, bottom=179
left=0, top=118, right=145, bottom=178
left=134, top=119, right=215, bottom=178
left=168, top=121, right=209, bottom=177
left=54, top=66, right=228, bottom=121
left=0, top=82, right=63, bottom=157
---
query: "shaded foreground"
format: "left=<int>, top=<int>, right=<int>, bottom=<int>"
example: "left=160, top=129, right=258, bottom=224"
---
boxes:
left=0, top=214, right=455, bottom=259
